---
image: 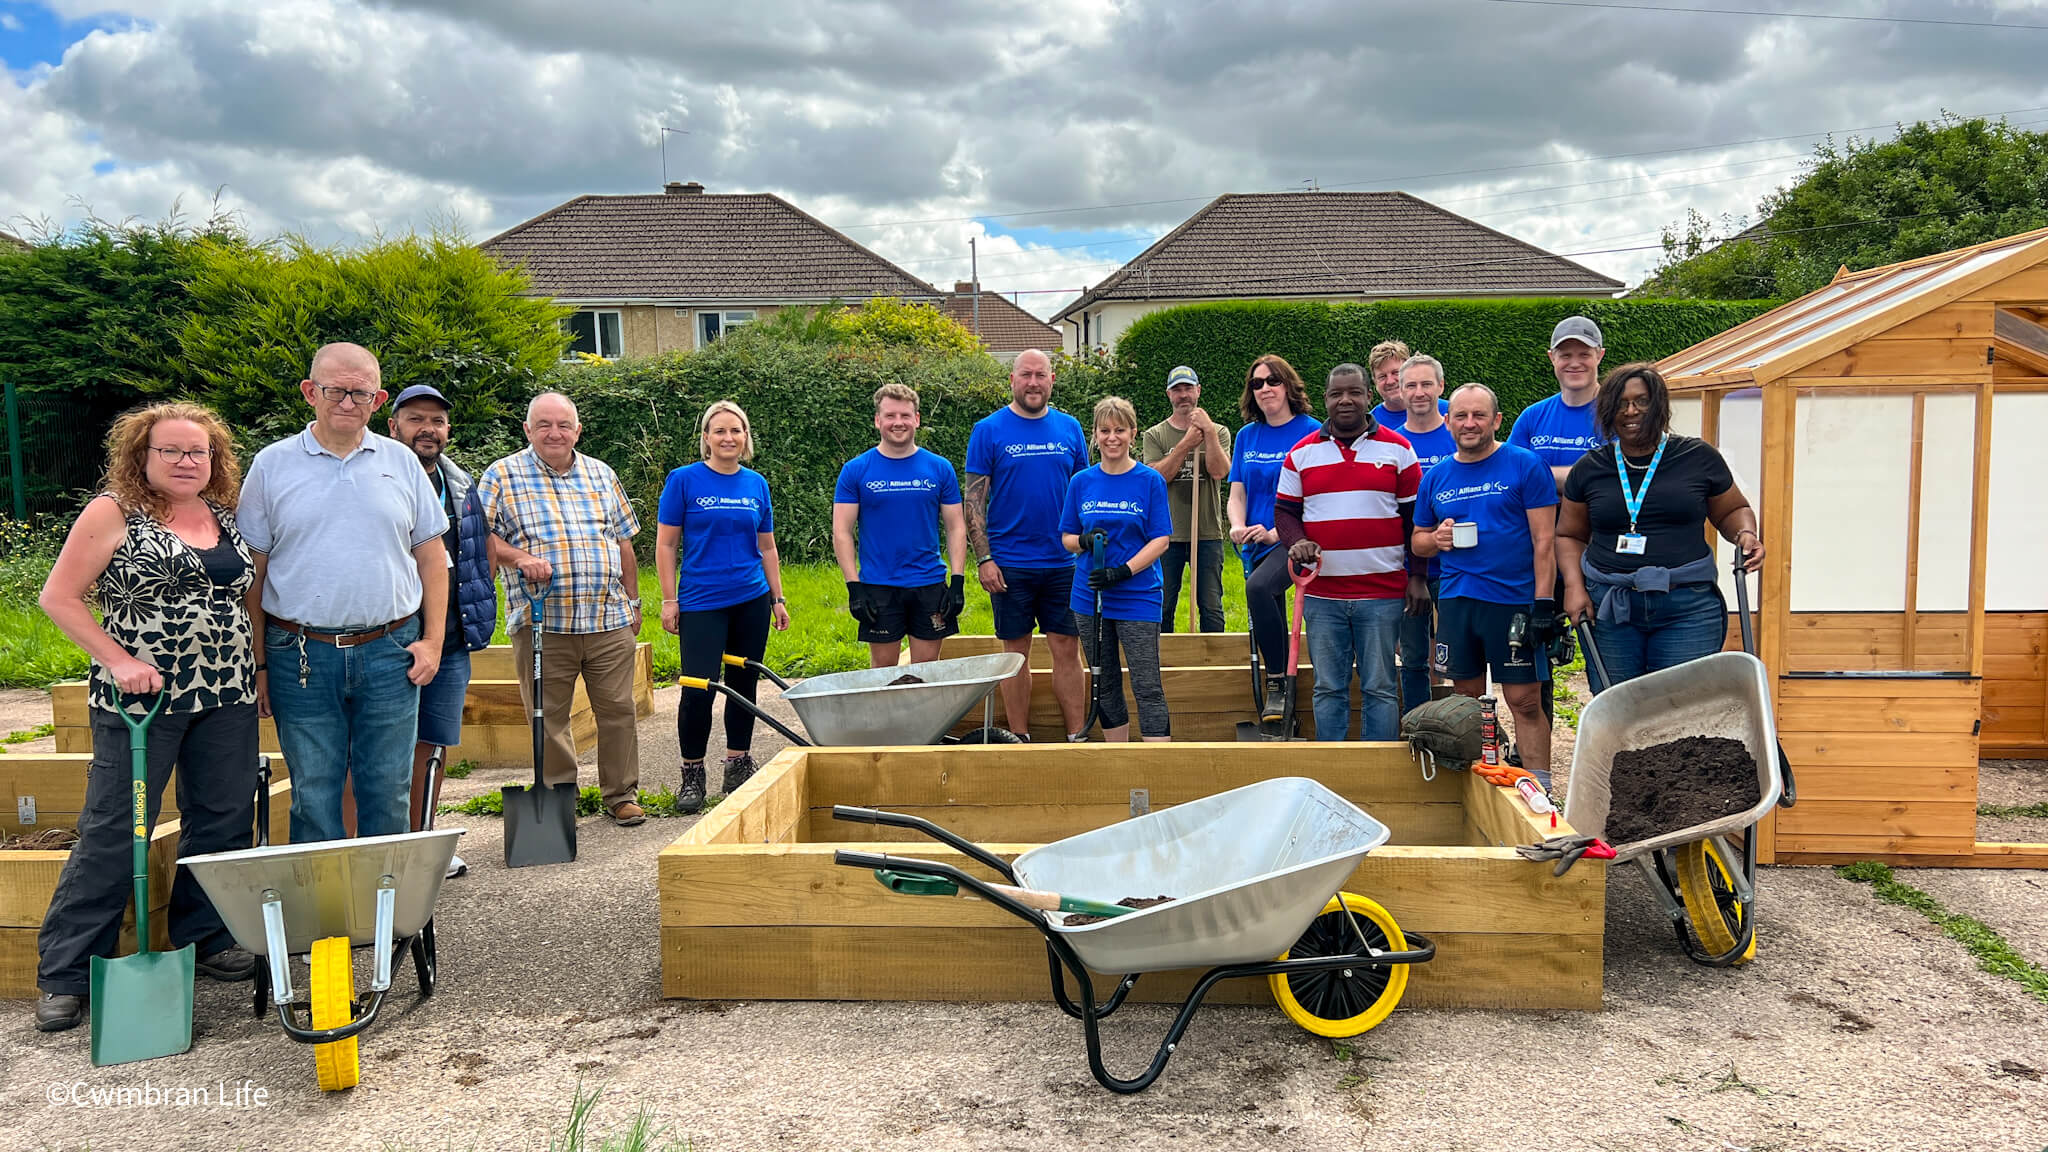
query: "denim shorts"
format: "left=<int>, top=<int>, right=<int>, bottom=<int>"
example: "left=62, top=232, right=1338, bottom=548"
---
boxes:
left=415, top=646, right=472, bottom=748
left=990, top=565, right=1077, bottom=640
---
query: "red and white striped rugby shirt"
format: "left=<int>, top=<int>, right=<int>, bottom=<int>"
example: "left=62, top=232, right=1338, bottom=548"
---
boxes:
left=1275, top=422, right=1420, bottom=600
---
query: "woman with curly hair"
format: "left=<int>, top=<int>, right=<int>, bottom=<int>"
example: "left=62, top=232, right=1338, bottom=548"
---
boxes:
left=32, top=402, right=262, bottom=1034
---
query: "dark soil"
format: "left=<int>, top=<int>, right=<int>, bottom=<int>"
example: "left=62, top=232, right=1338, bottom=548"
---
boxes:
left=0, top=827, right=79, bottom=851
left=1603, top=735, right=1760, bottom=845
left=888, top=674, right=926, bottom=686
left=1064, top=894, right=1174, bottom=927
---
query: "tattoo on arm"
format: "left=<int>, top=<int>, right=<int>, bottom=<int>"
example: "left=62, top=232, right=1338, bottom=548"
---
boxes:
left=964, top=472, right=991, bottom=560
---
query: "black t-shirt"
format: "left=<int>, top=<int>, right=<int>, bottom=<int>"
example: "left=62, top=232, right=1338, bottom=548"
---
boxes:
left=1565, top=435, right=1734, bottom=572
left=430, top=467, right=463, bottom=653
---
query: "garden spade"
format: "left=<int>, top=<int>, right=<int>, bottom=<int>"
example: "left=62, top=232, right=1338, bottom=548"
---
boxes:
left=90, top=690, right=194, bottom=1066
left=503, top=581, right=577, bottom=867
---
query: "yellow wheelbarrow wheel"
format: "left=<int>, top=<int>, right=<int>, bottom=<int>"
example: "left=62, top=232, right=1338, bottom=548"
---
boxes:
left=1674, top=839, right=1756, bottom=965
left=309, top=936, right=361, bottom=1091
left=1270, top=893, right=1411, bottom=1038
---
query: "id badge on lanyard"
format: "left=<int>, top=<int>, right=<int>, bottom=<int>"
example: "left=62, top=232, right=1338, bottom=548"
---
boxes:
left=1615, top=436, right=1666, bottom=557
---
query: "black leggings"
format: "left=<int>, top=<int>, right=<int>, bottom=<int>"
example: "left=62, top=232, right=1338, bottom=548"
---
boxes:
left=1246, top=548, right=1294, bottom=672
left=677, top=592, right=771, bottom=761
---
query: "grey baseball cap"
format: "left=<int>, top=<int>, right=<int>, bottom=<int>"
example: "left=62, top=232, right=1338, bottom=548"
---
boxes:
left=391, top=383, right=452, bottom=411
left=1166, top=365, right=1199, bottom=388
left=1549, top=316, right=1604, bottom=350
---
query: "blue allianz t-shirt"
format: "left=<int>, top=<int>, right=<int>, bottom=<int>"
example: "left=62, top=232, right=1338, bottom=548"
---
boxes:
left=656, top=463, right=774, bottom=611
left=1507, top=393, right=1603, bottom=472
left=833, top=447, right=962, bottom=587
left=1059, top=463, right=1173, bottom=622
left=965, top=405, right=1089, bottom=568
left=1376, top=398, right=1448, bottom=429
left=1400, top=421, right=1458, bottom=580
left=1228, top=413, right=1322, bottom=571
left=1416, top=444, right=1558, bottom=604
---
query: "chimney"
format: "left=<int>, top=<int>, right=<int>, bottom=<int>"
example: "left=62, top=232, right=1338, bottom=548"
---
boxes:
left=664, top=181, right=705, bottom=196
left=954, top=281, right=976, bottom=294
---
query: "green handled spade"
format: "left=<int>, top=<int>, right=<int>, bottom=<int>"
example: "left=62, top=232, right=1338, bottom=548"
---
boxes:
left=90, top=690, right=195, bottom=1066
left=871, top=869, right=1136, bottom=920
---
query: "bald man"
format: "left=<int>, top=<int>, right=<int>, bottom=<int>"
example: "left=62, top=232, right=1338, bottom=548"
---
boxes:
left=240, top=343, right=449, bottom=845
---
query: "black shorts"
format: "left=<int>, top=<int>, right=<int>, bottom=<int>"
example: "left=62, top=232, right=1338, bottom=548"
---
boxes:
left=990, top=565, right=1078, bottom=641
left=1433, top=597, right=1548, bottom=684
left=859, top=581, right=958, bottom=644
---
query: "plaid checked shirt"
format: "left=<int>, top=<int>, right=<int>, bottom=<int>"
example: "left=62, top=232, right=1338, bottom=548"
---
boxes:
left=477, top=448, right=642, bottom=634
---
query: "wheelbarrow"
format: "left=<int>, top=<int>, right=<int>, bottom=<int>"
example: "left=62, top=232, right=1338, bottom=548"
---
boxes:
left=1563, top=557, right=1795, bottom=967
left=679, top=651, right=1026, bottom=747
left=182, top=755, right=462, bottom=1091
left=830, top=776, right=1436, bottom=1093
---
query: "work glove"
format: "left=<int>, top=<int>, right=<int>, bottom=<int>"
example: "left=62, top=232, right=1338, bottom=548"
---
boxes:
left=1081, top=527, right=1109, bottom=556
left=1087, top=564, right=1132, bottom=591
left=944, top=574, right=966, bottom=626
left=1514, top=834, right=1618, bottom=877
left=846, top=581, right=877, bottom=627
left=1525, top=597, right=1560, bottom=648
left=1399, top=695, right=1483, bottom=770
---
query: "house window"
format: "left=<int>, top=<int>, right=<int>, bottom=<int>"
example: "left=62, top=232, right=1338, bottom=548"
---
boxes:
left=563, top=310, right=623, bottom=360
left=697, top=309, right=758, bottom=347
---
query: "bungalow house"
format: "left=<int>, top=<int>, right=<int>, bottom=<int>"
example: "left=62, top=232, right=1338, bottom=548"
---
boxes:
left=0, top=231, right=27, bottom=252
left=480, top=182, right=942, bottom=360
left=1053, top=191, right=1623, bottom=353
left=939, top=282, right=1062, bottom=361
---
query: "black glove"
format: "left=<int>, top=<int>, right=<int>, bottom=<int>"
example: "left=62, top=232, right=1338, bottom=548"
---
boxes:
left=847, top=581, right=877, bottom=627
left=945, top=574, right=966, bottom=623
left=1081, top=527, right=1109, bottom=556
left=1087, top=563, right=1132, bottom=591
left=1526, top=598, right=1560, bottom=647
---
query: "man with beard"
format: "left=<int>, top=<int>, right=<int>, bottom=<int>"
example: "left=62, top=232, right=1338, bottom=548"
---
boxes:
left=833, top=383, right=968, bottom=669
left=1414, top=384, right=1559, bottom=787
left=1142, top=365, right=1231, bottom=633
left=1275, top=364, right=1421, bottom=742
left=1395, top=354, right=1457, bottom=716
left=385, top=385, right=495, bottom=876
left=964, top=349, right=1090, bottom=739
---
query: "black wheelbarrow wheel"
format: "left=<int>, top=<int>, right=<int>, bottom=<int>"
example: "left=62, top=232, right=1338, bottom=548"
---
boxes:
left=410, top=919, right=438, bottom=997
left=1270, top=893, right=1411, bottom=1037
left=1674, top=839, right=1755, bottom=965
left=953, top=727, right=1023, bottom=744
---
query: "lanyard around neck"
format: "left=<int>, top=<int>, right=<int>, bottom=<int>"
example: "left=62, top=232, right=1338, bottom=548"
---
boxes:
left=1614, top=434, right=1668, bottom=534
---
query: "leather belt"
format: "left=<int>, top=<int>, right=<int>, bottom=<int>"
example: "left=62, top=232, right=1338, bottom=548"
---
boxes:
left=270, top=617, right=408, bottom=648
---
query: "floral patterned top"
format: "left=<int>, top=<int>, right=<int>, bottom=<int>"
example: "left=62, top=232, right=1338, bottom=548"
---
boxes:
left=92, top=498, right=256, bottom=716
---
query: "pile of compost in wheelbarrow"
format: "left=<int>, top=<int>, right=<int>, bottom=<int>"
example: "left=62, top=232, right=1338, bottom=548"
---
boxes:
left=1604, top=736, right=1761, bottom=845
left=1064, top=895, right=1175, bottom=927
left=888, top=674, right=926, bottom=686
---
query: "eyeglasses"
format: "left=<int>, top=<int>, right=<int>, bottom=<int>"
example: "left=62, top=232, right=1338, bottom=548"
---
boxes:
left=149, top=447, right=213, bottom=465
left=316, top=386, right=379, bottom=407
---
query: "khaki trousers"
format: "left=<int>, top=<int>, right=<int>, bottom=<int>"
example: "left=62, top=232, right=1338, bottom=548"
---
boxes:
left=511, top=624, right=640, bottom=808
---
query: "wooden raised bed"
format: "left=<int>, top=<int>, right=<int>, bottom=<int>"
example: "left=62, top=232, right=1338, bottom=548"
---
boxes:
left=2, top=756, right=292, bottom=998
left=50, top=642, right=654, bottom=768
left=660, top=743, right=1603, bottom=1011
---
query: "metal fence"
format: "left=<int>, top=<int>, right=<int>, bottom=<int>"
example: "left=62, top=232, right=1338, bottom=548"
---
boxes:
left=1, top=380, right=104, bottom=522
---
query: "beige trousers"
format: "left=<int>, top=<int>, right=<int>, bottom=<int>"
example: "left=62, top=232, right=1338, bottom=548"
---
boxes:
left=510, top=624, right=640, bottom=808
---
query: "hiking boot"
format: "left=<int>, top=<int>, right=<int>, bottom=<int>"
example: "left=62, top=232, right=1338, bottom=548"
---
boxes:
left=678, top=761, right=706, bottom=813
left=36, top=992, right=84, bottom=1033
left=722, top=754, right=758, bottom=795
left=197, top=947, right=257, bottom=983
left=609, top=801, right=646, bottom=827
left=1261, top=674, right=1292, bottom=725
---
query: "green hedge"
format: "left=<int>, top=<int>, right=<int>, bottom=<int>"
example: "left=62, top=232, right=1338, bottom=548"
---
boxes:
left=1111, top=298, right=1779, bottom=424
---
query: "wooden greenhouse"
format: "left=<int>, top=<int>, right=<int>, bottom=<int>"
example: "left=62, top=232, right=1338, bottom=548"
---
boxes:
left=1656, top=227, right=2048, bottom=868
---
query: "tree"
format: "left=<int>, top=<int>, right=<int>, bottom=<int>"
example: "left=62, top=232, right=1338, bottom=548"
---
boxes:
left=1637, top=116, right=2048, bottom=299
left=747, top=297, right=982, bottom=353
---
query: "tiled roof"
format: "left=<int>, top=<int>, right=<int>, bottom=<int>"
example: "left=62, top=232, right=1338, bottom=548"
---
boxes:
left=1052, top=191, right=1620, bottom=321
left=0, top=231, right=27, bottom=252
left=939, top=284, right=1061, bottom=354
left=479, top=190, right=937, bottom=301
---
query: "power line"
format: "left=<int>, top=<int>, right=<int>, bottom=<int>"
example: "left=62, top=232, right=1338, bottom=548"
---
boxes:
left=1472, top=0, right=2048, bottom=30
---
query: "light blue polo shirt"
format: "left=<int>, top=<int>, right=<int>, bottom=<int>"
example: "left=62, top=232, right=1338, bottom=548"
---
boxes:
left=238, top=426, right=449, bottom=629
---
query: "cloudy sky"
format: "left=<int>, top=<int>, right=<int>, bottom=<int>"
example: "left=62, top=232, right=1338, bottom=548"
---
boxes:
left=4, top=0, right=2046, bottom=316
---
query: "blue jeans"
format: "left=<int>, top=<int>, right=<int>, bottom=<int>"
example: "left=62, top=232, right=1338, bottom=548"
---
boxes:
left=1589, top=582, right=1726, bottom=691
left=1398, top=577, right=1440, bottom=715
left=1301, top=596, right=1404, bottom=742
left=266, top=617, right=423, bottom=843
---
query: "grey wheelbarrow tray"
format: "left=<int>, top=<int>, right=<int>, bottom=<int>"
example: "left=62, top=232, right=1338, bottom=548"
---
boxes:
left=831, top=776, right=1436, bottom=1093
left=1563, top=650, right=1788, bottom=965
left=182, top=827, right=463, bottom=1044
left=687, top=651, right=1025, bottom=746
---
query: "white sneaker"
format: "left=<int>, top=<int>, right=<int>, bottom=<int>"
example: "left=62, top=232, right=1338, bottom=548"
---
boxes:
left=445, top=853, right=468, bottom=879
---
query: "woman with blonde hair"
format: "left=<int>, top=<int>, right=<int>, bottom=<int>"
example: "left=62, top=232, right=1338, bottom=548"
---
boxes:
left=32, top=402, right=261, bottom=1034
left=1060, top=397, right=1173, bottom=741
left=655, top=400, right=789, bottom=811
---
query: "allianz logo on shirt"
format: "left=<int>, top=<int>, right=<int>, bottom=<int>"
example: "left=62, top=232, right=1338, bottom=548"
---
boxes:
left=1080, top=499, right=1140, bottom=515
left=1243, top=449, right=1288, bottom=464
left=864, top=478, right=938, bottom=493
left=695, top=495, right=760, bottom=510
left=1439, top=480, right=1511, bottom=502
left=1528, top=433, right=1602, bottom=449
left=1002, top=442, right=1067, bottom=456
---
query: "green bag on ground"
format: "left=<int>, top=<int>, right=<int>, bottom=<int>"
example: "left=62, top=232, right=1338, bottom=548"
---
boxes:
left=1400, top=695, right=1483, bottom=770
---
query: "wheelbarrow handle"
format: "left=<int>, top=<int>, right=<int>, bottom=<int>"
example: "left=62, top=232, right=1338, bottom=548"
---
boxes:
left=830, top=805, right=1018, bottom=882
left=834, top=852, right=1049, bottom=928
left=676, top=674, right=810, bottom=748
left=1729, top=557, right=1796, bottom=807
left=719, top=652, right=789, bottom=691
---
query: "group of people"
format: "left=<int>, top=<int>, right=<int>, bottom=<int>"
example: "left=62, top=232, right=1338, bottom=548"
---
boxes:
left=30, top=320, right=1766, bottom=1036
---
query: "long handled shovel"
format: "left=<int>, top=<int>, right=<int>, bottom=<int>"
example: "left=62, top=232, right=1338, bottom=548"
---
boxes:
left=870, top=868, right=1135, bottom=919
left=1187, top=444, right=1200, bottom=633
left=503, top=581, right=578, bottom=868
left=90, top=690, right=195, bottom=1066
left=1237, top=557, right=1317, bottom=741
left=1068, top=532, right=1115, bottom=742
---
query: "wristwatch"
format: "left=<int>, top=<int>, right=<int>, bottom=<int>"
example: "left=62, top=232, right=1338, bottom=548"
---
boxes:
left=977, top=555, right=994, bottom=566
left=772, top=596, right=787, bottom=605
left=625, top=598, right=642, bottom=610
